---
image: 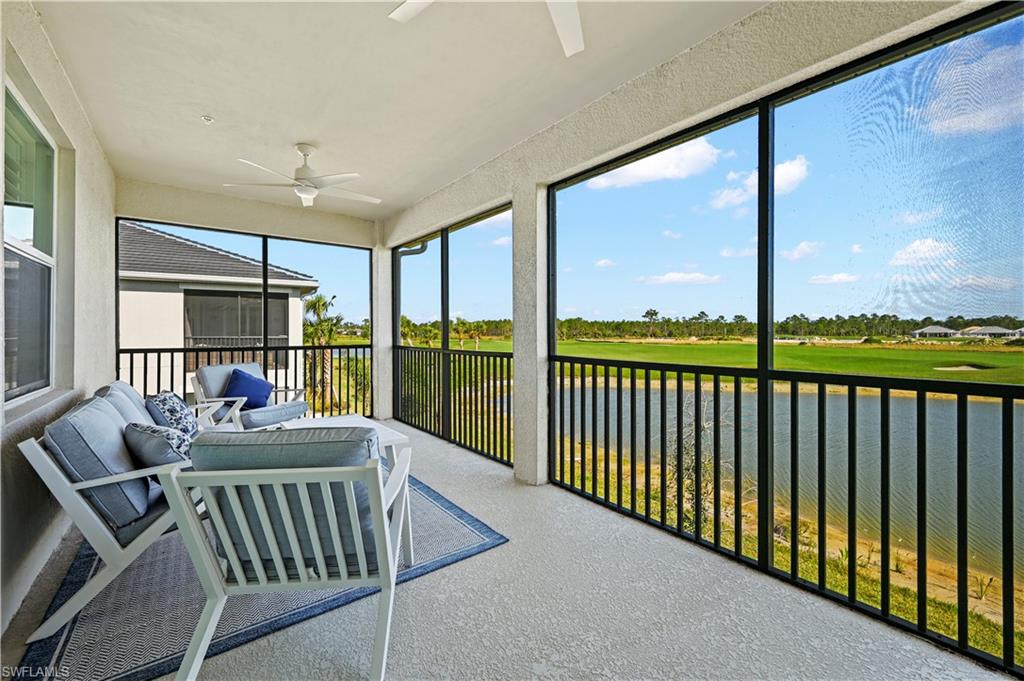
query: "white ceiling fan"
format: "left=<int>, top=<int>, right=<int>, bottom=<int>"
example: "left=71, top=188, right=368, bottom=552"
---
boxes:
left=224, top=144, right=382, bottom=207
left=388, top=0, right=584, bottom=58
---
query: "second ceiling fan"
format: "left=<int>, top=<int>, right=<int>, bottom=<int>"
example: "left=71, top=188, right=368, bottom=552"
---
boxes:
left=388, top=0, right=584, bottom=58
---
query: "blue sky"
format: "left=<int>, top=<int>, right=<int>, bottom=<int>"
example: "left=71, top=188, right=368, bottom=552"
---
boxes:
left=145, top=223, right=371, bottom=323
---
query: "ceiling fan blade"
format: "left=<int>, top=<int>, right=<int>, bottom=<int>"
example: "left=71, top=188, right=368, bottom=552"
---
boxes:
left=237, top=158, right=296, bottom=182
left=321, top=186, right=383, bottom=205
left=308, top=172, right=361, bottom=189
left=388, top=0, right=434, bottom=23
left=223, top=182, right=296, bottom=188
left=300, top=193, right=315, bottom=208
left=546, top=0, right=584, bottom=57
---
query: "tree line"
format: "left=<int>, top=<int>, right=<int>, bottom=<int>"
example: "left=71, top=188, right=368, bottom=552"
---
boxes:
left=398, top=311, right=1023, bottom=343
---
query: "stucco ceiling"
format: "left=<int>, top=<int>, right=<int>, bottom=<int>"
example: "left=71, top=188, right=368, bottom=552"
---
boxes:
left=37, top=1, right=763, bottom=220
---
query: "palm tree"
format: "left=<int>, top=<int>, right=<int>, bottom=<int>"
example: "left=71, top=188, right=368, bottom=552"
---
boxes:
left=470, top=321, right=484, bottom=350
left=399, top=315, right=415, bottom=347
left=303, top=294, right=344, bottom=411
left=453, top=317, right=468, bottom=350
left=643, top=309, right=660, bottom=337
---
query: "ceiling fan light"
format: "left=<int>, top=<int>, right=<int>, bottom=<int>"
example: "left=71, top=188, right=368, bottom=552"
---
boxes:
left=294, top=185, right=318, bottom=200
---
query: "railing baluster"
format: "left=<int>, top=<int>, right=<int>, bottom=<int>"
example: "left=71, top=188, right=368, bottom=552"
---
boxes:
left=713, top=374, right=721, bottom=547
left=570, top=361, right=577, bottom=490
left=735, top=376, right=743, bottom=556
left=644, top=368, right=651, bottom=520
left=848, top=386, right=857, bottom=602
left=143, top=352, right=149, bottom=397
left=560, top=360, right=566, bottom=484
left=592, top=362, right=598, bottom=497
left=630, top=369, right=637, bottom=514
left=1002, top=397, right=1015, bottom=667
left=818, top=383, right=826, bottom=589
left=791, top=381, right=799, bottom=578
left=956, top=393, right=967, bottom=648
left=880, top=387, right=891, bottom=616
left=677, top=371, right=685, bottom=535
left=917, top=390, right=928, bottom=632
left=660, top=370, right=667, bottom=525
left=604, top=364, right=610, bottom=503
left=617, top=366, right=623, bottom=508
left=694, top=373, right=702, bottom=542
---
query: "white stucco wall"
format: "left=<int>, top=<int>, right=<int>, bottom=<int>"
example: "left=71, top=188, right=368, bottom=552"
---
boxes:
left=2, top=1, right=117, bottom=632
left=116, top=177, right=377, bottom=249
left=381, top=1, right=979, bottom=484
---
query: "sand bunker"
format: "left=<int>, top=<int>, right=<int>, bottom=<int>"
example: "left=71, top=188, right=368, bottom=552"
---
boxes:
left=934, top=365, right=982, bottom=371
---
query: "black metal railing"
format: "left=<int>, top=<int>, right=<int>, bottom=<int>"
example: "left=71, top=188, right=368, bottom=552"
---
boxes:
left=117, top=344, right=372, bottom=417
left=395, top=345, right=514, bottom=465
left=550, top=355, right=1023, bottom=675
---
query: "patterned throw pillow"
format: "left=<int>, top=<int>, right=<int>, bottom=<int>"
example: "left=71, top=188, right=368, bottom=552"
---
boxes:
left=145, top=391, right=199, bottom=438
left=123, top=423, right=191, bottom=467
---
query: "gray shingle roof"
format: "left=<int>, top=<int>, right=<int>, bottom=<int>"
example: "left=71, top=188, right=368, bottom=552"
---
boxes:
left=118, top=221, right=315, bottom=284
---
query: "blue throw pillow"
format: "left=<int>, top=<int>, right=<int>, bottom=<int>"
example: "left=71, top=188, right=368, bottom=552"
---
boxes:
left=124, top=423, right=191, bottom=467
left=223, top=368, right=274, bottom=410
left=145, top=391, right=199, bottom=438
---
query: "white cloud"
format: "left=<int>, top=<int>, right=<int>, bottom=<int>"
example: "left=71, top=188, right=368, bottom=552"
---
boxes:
left=594, top=258, right=615, bottom=268
left=662, top=230, right=682, bottom=240
left=780, top=240, right=822, bottom=261
left=851, top=243, right=863, bottom=254
left=490, top=236, right=512, bottom=247
left=897, top=206, right=944, bottom=225
left=709, top=155, right=809, bottom=209
left=586, top=137, right=721, bottom=189
left=562, top=266, right=574, bottom=273
left=924, top=40, right=1024, bottom=135
left=890, top=238, right=954, bottom=266
left=951, top=274, right=1018, bottom=291
left=809, top=273, right=860, bottom=285
left=890, top=272, right=941, bottom=284
left=720, top=246, right=756, bottom=258
left=638, top=271, right=722, bottom=285
left=475, top=211, right=513, bottom=228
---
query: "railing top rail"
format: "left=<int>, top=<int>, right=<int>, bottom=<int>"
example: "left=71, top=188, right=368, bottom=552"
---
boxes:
left=550, top=354, right=759, bottom=378
left=768, top=368, right=1024, bottom=399
left=118, top=344, right=371, bottom=353
left=442, top=348, right=514, bottom=358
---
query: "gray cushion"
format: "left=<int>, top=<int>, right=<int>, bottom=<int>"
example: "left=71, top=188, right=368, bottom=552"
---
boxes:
left=239, top=401, right=309, bottom=429
left=190, top=427, right=381, bottom=578
left=124, top=423, right=191, bottom=467
left=114, top=482, right=169, bottom=547
left=95, top=381, right=155, bottom=426
left=196, top=363, right=265, bottom=401
left=43, top=397, right=150, bottom=529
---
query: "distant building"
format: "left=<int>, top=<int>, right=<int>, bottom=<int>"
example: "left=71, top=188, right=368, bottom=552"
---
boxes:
left=911, top=325, right=956, bottom=338
left=963, top=325, right=1013, bottom=338
left=1013, top=327, right=1024, bottom=338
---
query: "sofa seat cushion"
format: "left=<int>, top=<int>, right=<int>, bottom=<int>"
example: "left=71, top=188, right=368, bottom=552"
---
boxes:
left=146, top=391, right=199, bottom=438
left=239, top=401, right=308, bottom=430
left=94, top=381, right=154, bottom=426
left=223, top=368, right=274, bottom=410
left=114, top=482, right=169, bottom=547
left=124, top=423, right=191, bottom=467
left=190, top=427, right=380, bottom=577
left=44, top=397, right=150, bottom=529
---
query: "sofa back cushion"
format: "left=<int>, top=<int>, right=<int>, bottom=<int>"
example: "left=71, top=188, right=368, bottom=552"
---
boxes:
left=190, top=427, right=380, bottom=578
left=196, top=363, right=265, bottom=401
left=43, top=397, right=150, bottom=529
left=94, top=381, right=153, bottom=425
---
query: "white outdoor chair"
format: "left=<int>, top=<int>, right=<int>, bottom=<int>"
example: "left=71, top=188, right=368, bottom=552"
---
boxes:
left=18, top=436, right=201, bottom=643
left=158, top=446, right=412, bottom=681
left=191, top=362, right=307, bottom=431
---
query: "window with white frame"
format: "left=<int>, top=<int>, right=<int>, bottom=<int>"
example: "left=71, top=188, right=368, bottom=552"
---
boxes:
left=4, top=88, right=56, bottom=402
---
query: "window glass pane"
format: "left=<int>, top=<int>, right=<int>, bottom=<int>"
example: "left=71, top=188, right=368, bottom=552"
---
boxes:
left=266, top=238, right=370, bottom=347
left=118, top=221, right=263, bottom=349
left=555, top=115, right=759, bottom=363
left=4, top=247, right=50, bottom=399
left=447, top=208, right=512, bottom=350
left=4, top=90, right=54, bottom=256
left=773, top=15, right=1023, bottom=384
left=397, top=233, right=441, bottom=347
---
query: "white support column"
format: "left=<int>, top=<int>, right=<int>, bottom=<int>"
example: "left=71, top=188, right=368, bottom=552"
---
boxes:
left=371, top=222, right=394, bottom=419
left=511, top=185, right=548, bottom=485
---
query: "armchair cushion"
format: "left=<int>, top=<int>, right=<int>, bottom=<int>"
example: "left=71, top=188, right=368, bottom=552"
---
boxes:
left=95, top=381, right=155, bottom=426
left=146, top=391, right=199, bottom=438
left=223, top=368, right=274, bottom=410
left=113, top=482, right=169, bottom=547
left=196, top=362, right=265, bottom=401
left=238, top=400, right=309, bottom=430
left=43, top=397, right=150, bottom=529
left=124, top=423, right=191, bottom=467
left=190, top=427, right=380, bottom=577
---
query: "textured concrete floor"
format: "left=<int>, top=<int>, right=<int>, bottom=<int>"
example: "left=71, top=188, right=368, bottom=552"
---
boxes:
left=4, top=421, right=999, bottom=680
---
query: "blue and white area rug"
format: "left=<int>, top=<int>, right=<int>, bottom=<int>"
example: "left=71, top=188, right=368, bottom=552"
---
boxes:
left=18, top=475, right=507, bottom=681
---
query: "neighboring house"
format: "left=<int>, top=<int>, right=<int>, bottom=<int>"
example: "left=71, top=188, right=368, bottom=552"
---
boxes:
left=910, top=325, right=957, bottom=338
left=1013, top=327, right=1024, bottom=338
left=963, top=325, right=1013, bottom=338
left=118, top=221, right=319, bottom=396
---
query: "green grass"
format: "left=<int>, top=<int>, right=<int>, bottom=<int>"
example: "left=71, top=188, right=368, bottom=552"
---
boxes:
left=467, top=338, right=1023, bottom=384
